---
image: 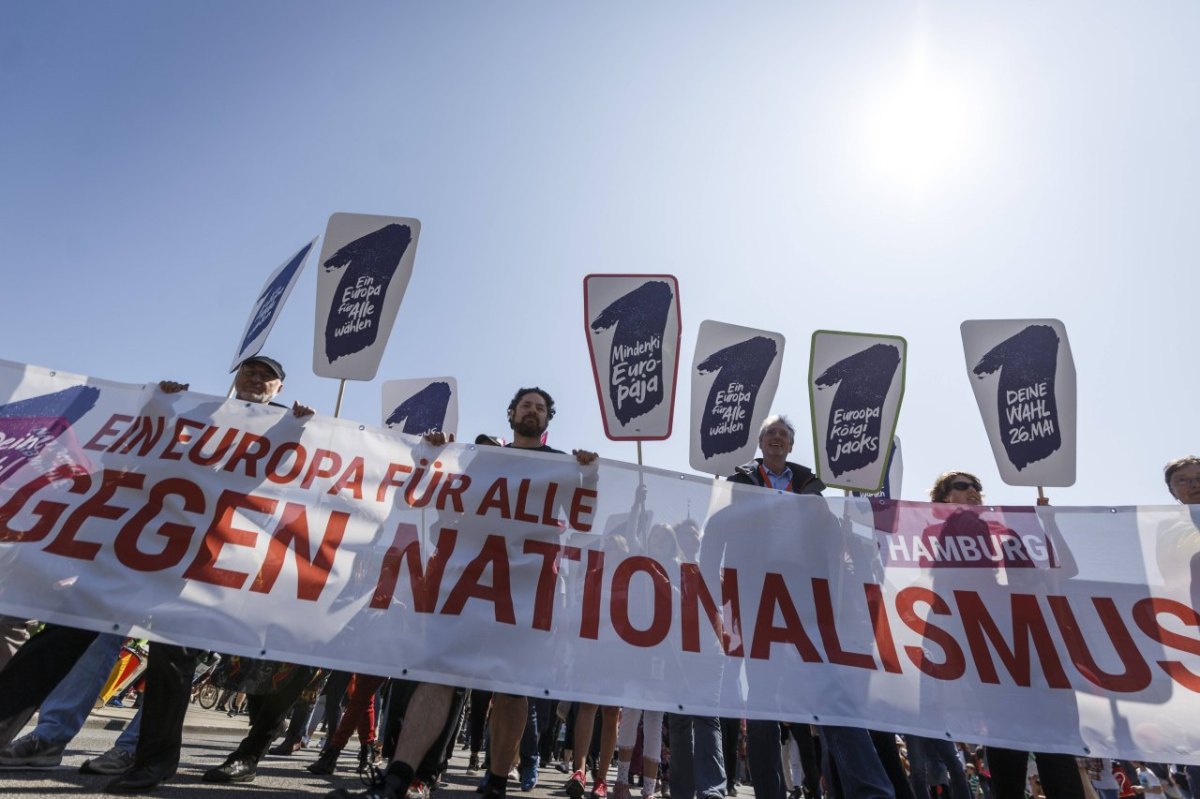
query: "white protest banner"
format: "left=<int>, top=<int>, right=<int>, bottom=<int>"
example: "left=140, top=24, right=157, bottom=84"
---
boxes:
left=584, top=274, right=682, bottom=441
left=961, top=319, right=1077, bottom=487
left=852, top=436, right=903, bottom=500
left=690, top=321, right=785, bottom=476
left=809, top=331, right=906, bottom=493
left=313, top=213, right=421, bottom=381
left=230, top=239, right=316, bottom=371
left=382, top=377, right=458, bottom=438
left=5, top=359, right=1200, bottom=764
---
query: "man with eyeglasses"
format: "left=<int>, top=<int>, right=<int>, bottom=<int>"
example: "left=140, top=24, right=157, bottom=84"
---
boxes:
left=0, top=356, right=313, bottom=794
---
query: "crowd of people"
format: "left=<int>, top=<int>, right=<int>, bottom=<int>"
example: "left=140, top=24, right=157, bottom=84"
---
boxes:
left=0, top=355, right=1197, bottom=799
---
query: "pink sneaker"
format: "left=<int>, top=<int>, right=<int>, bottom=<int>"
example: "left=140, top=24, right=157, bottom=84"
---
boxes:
left=567, top=770, right=587, bottom=799
left=593, top=780, right=609, bottom=799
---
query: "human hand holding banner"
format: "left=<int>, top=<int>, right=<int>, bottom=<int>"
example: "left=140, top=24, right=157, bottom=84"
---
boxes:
left=961, top=319, right=1077, bottom=487
left=809, top=330, right=906, bottom=493
left=313, top=213, right=421, bottom=381
left=584, top=274, right=681, bottom=441
left=689, top=320, right=785, bottom=475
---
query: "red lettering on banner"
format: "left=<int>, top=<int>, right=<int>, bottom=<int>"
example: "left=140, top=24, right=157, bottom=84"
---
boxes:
left=541, top=482, right=565, bottom=527
left=477, top=478, right=512, bottom=519
left=404, top=460, right=441, bottom=508
left=183, top=491, right=276, bottom=589
left=436, top=473, right=470, bottom=512
left=265, top=442, right=306, bottom=484
left=441, top=534, right=515, bottom=624
left=44, top=469, right=144, bottom=561
left=83, top=414, right=132, bottom=451
left=187, top=425, right=240, bottom=466
left=525, top=538, right=563, bottom=631
left=812, top=578, right=876, bottom=670
left=223, top=432, right=271, bottom=477
left=610, top=556, right=672, bottom=647
left=375, top=462, right=413, bottom=502
left=955, top=590, right=1070, bottom=688
left=750, top=573, right=822, bottom=662
left=1048, top=595, right=1151, bottom=693
left=0, top=465, right=86, bottom=543
left=580, top=549, right=605, bottom=640
left=865, top=582, right=903, bottom=673
left=251, top=502, right=348, bottom=600
left=896, top=586, right=966, bottom=680
left=329, top=457, right=365, bottom=500
left=115, top=416, right=165, bottom=456
left=370, top=524, right=457, bottom=610
left=160, top=418, right=205, bottom=461
left=514, top=479, right=540, bottom=523
left=570, top=488, right=597, bottom=532
left=300, top=448, right=341, bottom=490
left=113, top=477, right=205, bottom=571
left=1133, top=597, right=1200, bottom=692
left=680, top=564, right=744, bottom=656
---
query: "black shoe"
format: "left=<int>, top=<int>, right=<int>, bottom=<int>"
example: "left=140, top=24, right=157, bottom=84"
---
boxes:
left=323, top=765, right=406, bottom=798
left=203, top=755, right=257, bottom=783
left=104, top=765, right=174, bottom=794
left=308, top=746, right=342, bottom=775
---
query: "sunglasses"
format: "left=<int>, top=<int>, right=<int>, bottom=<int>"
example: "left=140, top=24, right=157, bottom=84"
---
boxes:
left=949, top=480, right=982, bottom=492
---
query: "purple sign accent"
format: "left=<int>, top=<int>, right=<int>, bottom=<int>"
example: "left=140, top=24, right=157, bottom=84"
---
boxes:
left=0, top=385, right=99, bottom=484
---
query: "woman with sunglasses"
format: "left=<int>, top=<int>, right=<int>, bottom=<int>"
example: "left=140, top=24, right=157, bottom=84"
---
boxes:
left=926, top=471, right=1084, bottom=799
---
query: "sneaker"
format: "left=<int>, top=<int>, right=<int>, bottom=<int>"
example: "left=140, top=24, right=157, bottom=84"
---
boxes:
left=727, top=787, right=738, bottom=797
left=407, top=781, right=431, bottom=799
left=520, top=757, right=539, bottom=791
left=468, top=753, right=481, bottom=772
left=0, top=734, right=65, bottom=768
left=324, top=767, right=407, bottom=799
left=593, top=780, right=609, bottom=799
left=612, top=782, right=632, bottom=799
left=566, top=770, right=587, bottom=799
left=79, top=746, right=135, bottom=775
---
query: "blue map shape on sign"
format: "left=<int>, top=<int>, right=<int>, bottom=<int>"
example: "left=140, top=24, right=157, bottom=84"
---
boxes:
left=590, top=280, right=673, bottom=425
left=239, top=242, right=312, bottom=357
left=814, top=343, right=900, bottom=477
left=386, top=382, right=452, bottom=436
left=972, top=324, right=1062, bottom=470
left=697, top=336, right=777, bottom=459
left=0, top=385, right=99, bottom=484
left=323, top=224, right=412, bottom=362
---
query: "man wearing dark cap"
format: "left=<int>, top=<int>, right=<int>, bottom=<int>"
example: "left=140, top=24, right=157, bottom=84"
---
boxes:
left=0, top=356, right=312, bottom=794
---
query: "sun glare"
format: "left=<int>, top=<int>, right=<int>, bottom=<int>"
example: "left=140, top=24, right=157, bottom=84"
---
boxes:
left=861, top=49, right=980, bottom=198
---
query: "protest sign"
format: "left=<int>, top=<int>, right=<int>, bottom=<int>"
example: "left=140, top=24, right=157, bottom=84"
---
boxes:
left=382, top=377, right=458, bottom=438
left=961, top=319, right=1076, bottom=487
left=584, top=274, right=681, bottom=441
left=809, top=331, right=906, bottom=493
left=313, top=213, right=421, bottom=381
left=230, top=239, right=315, bottom=372
left=689, top=321, right=785, bottom=475
left=0, top=358, right=1197, bottom=764
left=852, top=436, right=903, bottom=500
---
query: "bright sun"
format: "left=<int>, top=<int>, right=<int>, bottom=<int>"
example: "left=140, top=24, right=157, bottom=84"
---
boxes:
left=861, top=49, right=981, bottom=197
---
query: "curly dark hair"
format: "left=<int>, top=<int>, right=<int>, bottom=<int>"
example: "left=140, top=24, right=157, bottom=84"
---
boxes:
left=929, top=471, right=983, bottom=503
left=507, top=387, right=555, bottom=420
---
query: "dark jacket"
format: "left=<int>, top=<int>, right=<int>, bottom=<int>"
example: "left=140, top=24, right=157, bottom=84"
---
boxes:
left=728, top=458, right=825, bottom=495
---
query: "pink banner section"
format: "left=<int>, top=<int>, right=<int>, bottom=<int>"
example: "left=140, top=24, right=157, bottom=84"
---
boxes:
left=0, top=360, right=1199, bottom=764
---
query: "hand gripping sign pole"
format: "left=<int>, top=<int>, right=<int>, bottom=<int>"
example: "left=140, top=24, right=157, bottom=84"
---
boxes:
left=312, top=213, right=421, bottom=418
left=960, top=319, right=1077, bottom=501
left=584, top=275, right=682, bottom=467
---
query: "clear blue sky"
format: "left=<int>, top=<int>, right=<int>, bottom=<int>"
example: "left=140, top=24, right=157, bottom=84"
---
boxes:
left=2, top=1, right=1196, bottom=507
